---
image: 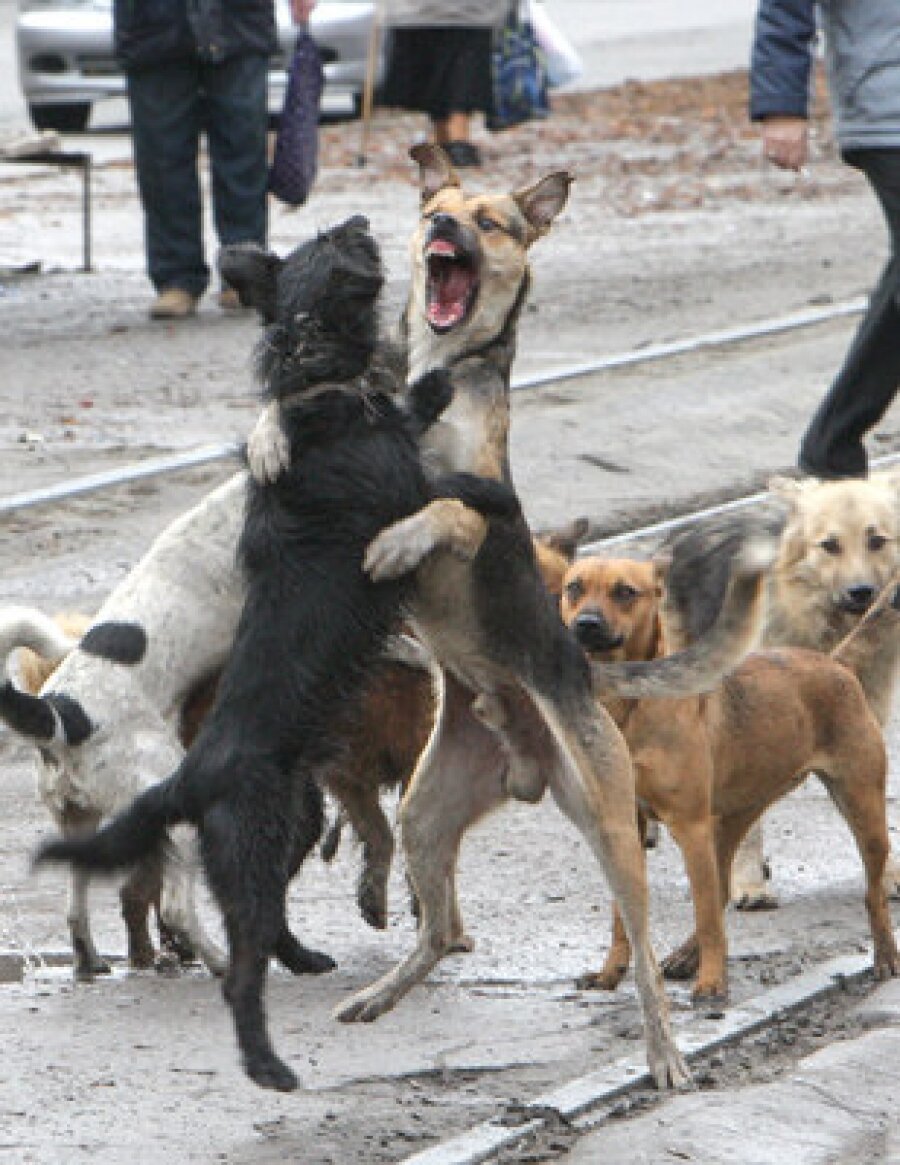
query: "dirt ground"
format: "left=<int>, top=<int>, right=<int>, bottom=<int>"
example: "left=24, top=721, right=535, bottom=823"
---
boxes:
left=1, top=73, right=899, bottom=1163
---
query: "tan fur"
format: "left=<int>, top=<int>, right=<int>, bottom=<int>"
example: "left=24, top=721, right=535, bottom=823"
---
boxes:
left=331, top=148, right=780, bottom=1092
left=562, top=555, right=900, bottom=1002
left=731, top=471, right=900, bottom=908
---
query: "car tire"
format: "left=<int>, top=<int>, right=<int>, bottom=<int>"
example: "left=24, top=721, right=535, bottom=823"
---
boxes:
left=28, top=103, right=91, bottom=133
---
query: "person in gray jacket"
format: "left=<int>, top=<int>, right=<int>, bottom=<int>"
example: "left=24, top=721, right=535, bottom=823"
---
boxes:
left=381, top=1, right=508, bottom=167
left=750, top=0, right=900, bottom=479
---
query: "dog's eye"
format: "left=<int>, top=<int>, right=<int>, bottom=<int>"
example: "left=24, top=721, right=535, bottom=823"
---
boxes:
left=612, top=582, right=638, bottom=602
left=869, top=532, right=889, bottom=552
left=564, top=578, right=584, bottom=602
left=477, top=214, right=500, bottom=233
left=819, top=536, right=842, bottom=556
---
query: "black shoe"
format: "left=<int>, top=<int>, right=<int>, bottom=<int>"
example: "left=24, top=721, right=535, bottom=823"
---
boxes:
left=443, top=141, right=482, bottom=168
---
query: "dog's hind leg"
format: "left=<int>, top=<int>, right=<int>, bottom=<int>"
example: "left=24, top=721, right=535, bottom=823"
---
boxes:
left=817, top=747, right=899, bottom=980
left=276, top=782, right=336, bottom=976
left=158, top=826, right=228, bottom=976
left=335, top=674, right=507, bottom=1023
left=202, top=798, right=298, bottom=1092
left=730, top=820, right=777, bottom=910
left=332, top=780, right=396, bottom=931
left=537, top=691, right=689, bottom=1090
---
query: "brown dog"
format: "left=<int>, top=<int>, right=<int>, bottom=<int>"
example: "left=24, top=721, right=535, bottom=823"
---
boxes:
left=560, top=554, right=900, bottom=1003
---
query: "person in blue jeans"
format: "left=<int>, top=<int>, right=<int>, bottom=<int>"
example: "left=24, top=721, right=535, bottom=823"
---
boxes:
left=750, top=0, right=900, bottom=479
left=115, top=0, right=314, bottom=320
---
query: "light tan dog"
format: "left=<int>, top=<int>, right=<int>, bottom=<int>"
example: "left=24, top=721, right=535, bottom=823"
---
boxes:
left=560, top=553, right=900, bottom=1002
left=729, top=473, right=900, bottom=908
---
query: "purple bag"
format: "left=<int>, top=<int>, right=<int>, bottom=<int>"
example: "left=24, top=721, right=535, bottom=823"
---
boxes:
left=268, top=29, right=324, bottom=206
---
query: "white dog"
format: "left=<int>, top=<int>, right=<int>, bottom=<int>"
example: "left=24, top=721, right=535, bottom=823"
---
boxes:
left=0, top=472, right=249, bottom=977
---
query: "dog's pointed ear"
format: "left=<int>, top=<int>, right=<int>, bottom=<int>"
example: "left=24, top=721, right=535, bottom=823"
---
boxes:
left=513, top=171, right=574, bottom=242
left=218, top=244, right=282, bottom=322
left=652, top=551, right=673, bottom=596
left=767, top=475, right=808, bottom=508
left=410, top=142, right=460, bottom=203
left=539, top=517, right=590, bottom=563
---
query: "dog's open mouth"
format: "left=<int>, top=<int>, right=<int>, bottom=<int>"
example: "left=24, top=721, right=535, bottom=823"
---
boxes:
left=425, top=239, right=479, bottom=333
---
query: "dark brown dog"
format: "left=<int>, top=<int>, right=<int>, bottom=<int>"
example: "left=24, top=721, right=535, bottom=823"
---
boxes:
left=560, top=554, right=900, bottom=1003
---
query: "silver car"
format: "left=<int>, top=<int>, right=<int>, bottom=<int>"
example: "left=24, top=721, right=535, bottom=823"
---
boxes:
left=15, top=0, right=375, bottom=132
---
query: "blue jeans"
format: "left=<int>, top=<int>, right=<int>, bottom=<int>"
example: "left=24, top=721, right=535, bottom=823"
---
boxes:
left=127, top=54, right=269, bottom=297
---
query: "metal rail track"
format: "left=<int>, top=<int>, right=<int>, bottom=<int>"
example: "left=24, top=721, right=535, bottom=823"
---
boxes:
left=0, top=296, right=867, bottom=520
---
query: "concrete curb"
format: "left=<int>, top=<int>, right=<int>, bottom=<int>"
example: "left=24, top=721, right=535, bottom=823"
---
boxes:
left=399, top=951, right=875, bottom=1165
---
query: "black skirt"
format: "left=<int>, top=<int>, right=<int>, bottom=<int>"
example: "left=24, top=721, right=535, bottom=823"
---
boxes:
left=380, top=27, right=493, bottom=121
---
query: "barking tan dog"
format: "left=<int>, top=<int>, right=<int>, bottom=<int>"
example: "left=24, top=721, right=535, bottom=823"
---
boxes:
left=322, top=146, right=784, bottom=1092
left=560, top=554, right=900, bottom=1002
left=248, top=148, right=775, bottom=1088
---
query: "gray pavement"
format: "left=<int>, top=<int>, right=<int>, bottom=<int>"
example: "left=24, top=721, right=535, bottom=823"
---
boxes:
left=565, top=979, right=900, bottom=1164
left=4, top=2, right=900, bottom=1162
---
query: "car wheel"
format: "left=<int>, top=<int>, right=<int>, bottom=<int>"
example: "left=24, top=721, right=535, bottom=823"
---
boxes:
left=28, top=103, right=91, bottom=133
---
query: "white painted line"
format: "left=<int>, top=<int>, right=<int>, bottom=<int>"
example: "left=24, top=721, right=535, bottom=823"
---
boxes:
left=0, top=297, right=867, bottom=517
left=580, top=451, right=900, bottom=556
left=0, top=442, right=240, bottom=515
left=511, top=298, right=866, bottom=392
left=399, top=950, right=876, bottom=1165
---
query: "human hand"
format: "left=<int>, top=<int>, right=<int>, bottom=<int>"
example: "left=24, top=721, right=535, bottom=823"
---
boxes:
left=761, top=116, right=808, bottom=171
left=290, top=0, right=316, bottom=23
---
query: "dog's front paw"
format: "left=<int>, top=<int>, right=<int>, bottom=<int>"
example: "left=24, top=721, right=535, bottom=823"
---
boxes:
left=246, top=402, right=290, bottom=483
left=364, top=514, right=437, bottom=581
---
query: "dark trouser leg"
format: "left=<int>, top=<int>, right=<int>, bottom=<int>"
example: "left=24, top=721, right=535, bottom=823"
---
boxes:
left=126, top=62, right=208, bottom=297
left=201, top=53, right=269, bottom=255
left=800, top=149, right=900, bottom=478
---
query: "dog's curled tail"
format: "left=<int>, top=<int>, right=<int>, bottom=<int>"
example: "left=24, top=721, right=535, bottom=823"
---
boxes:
left=591, top=535, right=775, bottom=699
left=35, top=770, right=184, bottom=875
left=0, top=606, right=77, bottom=683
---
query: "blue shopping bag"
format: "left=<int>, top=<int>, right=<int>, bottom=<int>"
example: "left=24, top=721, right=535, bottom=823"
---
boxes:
left=268, top=28, right=324, bottom=206
left=487, top=1, right=550, bottom=132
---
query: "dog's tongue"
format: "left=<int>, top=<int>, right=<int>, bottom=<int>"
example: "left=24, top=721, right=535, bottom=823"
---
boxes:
left=427, top=263, right=472, bottom=329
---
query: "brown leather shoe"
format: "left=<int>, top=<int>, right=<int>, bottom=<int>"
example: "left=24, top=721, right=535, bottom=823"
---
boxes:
left=149, top=287, right=198, bottom=320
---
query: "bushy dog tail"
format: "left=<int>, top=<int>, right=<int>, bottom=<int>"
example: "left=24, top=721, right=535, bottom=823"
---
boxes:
left=591, top=535, right=775, bottom=699
left=35, top=769, right=185, bottom=874
left=0, top=606, right=77, bottom=683
left=830, top=572, right=900, bottom=725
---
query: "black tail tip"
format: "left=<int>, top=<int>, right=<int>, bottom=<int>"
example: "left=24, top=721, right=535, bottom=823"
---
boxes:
left=33, top=835, right=76, bottom=870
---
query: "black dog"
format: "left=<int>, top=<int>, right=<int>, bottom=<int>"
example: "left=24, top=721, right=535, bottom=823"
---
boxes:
left=37, top=216, right=518, bottom=1092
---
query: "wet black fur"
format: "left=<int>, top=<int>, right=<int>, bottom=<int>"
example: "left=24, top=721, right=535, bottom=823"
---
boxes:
left=36, top=217, right=518, bottom=1093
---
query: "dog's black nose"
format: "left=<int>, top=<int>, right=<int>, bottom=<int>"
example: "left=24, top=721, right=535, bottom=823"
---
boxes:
left=844, top=583, right=877, bottom=612
left=431, top=213, right=457, bottom=234
left=572, top=613, right=623, bottom=653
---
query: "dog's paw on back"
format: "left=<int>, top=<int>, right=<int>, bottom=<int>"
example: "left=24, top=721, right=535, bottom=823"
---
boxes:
left=407, top=369, right=454, bottom=432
